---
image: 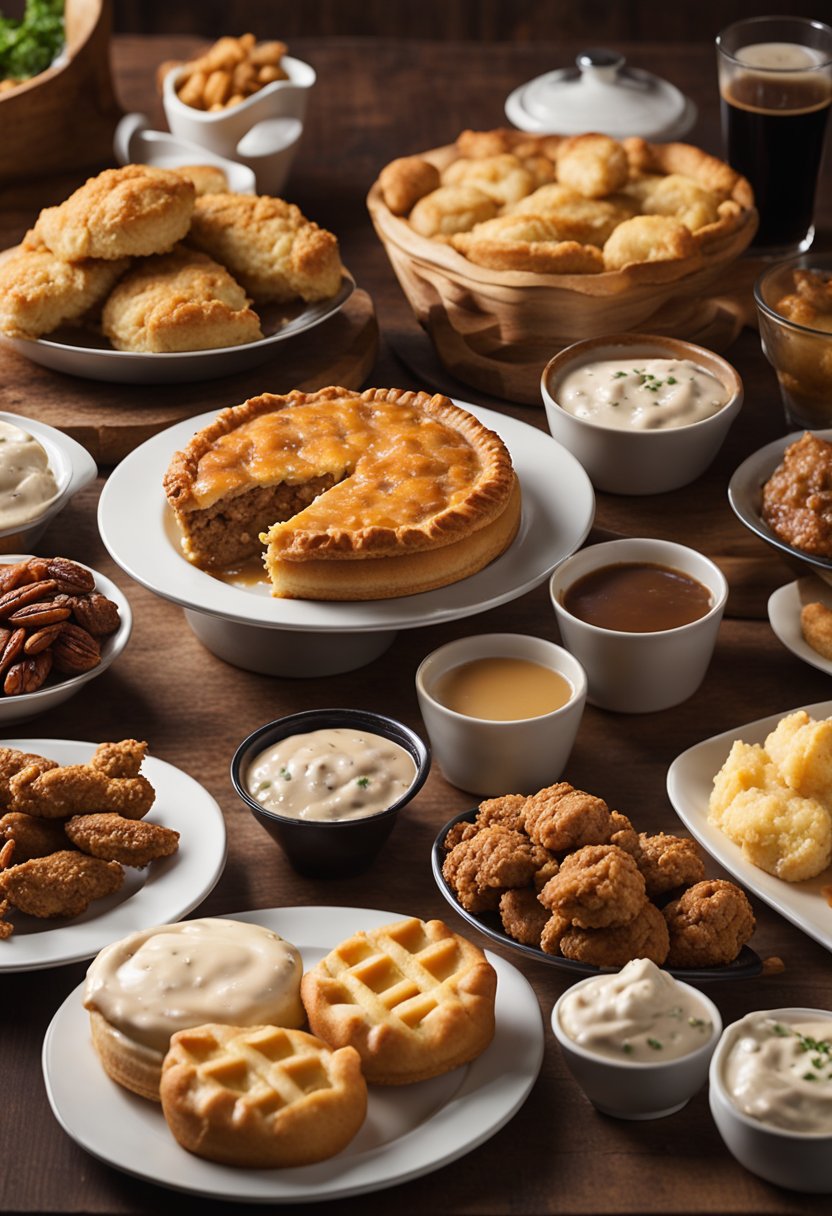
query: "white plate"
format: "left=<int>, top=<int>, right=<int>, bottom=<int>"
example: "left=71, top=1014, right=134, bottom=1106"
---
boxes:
left=1, top=739, right=227, bottom=971
left=97, top=402, right=595, bottom=632
left=42, top=905, right=543, bottom=1203
left=0, top=274, right=354, bottom=385
left=768, top=577, right=832, bottom=677
left=666, top=701, right=832, bottom=953
left=728, top=428, right=832, bottom=575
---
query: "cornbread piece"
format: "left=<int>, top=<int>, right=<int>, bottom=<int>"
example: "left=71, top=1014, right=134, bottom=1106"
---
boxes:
left=555, top=133, right=629, bottom=198
left=538, top=844, right=646, bottom=929
left=160, top=1024, right=367, bottom=1167
left=761, top=433, right=832, bottom=557
left=717, top=785, right=832, bottom=883
left=102, top=247, right=262, bottom=353
left=301, top=917, right=497, bottom=1084
left=163, top=386, right=520, bottom=601
left=765, top=710, right=832, bottom=804
left=636, top=832, right=705, bottom=898
left=187, top=192, right=342, bottom=303
left=0, top=248, right=129, bottom=339
left=0, top=850, right=122, bottom=918
left=664, top=879, right=755, bottom=968
left=560, top=900, right=670, bottom=968
left=33, top=165, right=195, bottom=261
left=409, top=185, right=498, bottom=237
left=379, top=155, right=441, bottom=215
left=708, top=740, right=774, bottom=825
left=65, top=813, right=180, bottom=867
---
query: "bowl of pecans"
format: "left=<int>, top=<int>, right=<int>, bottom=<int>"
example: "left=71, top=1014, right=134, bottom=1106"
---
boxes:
left=0, top=555, right=131, bottom=723
left=160, top=34, right=314, bottom=194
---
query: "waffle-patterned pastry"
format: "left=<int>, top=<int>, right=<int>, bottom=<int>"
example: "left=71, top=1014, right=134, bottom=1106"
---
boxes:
left=160, top=1024, right=367, bottom=1167
left=300, top=917, right=497, bottom=1084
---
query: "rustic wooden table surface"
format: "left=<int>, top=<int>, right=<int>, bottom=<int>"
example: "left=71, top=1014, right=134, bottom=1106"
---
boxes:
left=1, top=36, right=831, bottom=1216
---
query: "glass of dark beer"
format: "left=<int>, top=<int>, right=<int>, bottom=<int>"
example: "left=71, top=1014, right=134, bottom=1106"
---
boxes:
left=717, top=16, right=832, bottom=256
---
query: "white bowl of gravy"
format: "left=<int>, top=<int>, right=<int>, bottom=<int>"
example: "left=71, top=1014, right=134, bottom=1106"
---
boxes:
left=710, top=1007, right=832, bottom=1193
left=541, top=333, right=743, bottom=495
left=550, top=537, right=728, bottom=713
left=415, top=632, right=586, bottom=796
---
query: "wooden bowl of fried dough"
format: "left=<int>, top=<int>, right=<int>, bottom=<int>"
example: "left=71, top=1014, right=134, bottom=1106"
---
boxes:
left=367, top=129, right=758, bottom=405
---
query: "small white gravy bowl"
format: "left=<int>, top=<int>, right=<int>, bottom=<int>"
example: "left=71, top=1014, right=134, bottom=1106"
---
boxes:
left=541, top=333, right=743, bottom=495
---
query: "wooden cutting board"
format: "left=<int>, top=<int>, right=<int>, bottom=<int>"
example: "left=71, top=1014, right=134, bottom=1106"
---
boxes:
left=0, top=289, right=378, bottom=465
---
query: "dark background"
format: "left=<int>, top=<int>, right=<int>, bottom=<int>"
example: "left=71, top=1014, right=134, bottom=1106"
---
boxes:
left=111, top=0, right=817, bottom=44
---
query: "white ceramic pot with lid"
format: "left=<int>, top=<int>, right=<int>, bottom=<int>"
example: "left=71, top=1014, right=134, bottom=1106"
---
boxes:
left=505, top=48, right=697, bottom=140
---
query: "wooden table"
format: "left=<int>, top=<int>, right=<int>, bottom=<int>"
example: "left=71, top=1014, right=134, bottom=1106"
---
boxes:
left=2, top=37, right=831, bottom=1216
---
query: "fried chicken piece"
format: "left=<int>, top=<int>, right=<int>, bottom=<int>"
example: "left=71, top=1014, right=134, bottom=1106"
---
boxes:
left=443, top=819, right=480, bottom=851
left=560, top=901, right=670, bottom=968
left=538, top=844, right=646, bottom=928
left=524, top=782, right=613, bottom=853
left=636, top=832, right=705, bottom=898
left=0, top=812, right=67, bottom=861
left=34, top=165, right=195, bottom=261
left=664, top=879, right=755, bottom=968
left=540, top=912, right=570, bottom=956
left=499, top=888, right=549, bottom=946
left=65, top=814, right=179, bottom=867
left=187, top=193, right=342, bottom=304
left=609, top=810, right=641, bottom=858
left=476, top=793, right=528, bottom=832
left=0, top=247, right=129, bottom=340
left=0, top=746, right=57, bottom=805
left=533, top=854, right=560, bottom=892
left=90, top=739, right=148, bottom=779
left=8, top=764, right=155, bottom=820
left=442, top=825, right=541, bottom=913
left=0, top=850, right=123, bottom=918
left=102, top=246, right=263, bottom=353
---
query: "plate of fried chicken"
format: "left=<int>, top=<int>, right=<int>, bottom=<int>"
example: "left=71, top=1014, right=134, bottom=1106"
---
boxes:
left=0, top=738, right=226, bottom=971
left=432, top=782, right=762, bottom=981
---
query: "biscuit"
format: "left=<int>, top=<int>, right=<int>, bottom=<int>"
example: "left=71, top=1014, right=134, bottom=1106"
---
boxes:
left=0, top=248, right=128, bottom=339
left=556, top=134, right=629, bottom=198
left=409, top=185, right=498, bottom=237
left=452, top=215, right=604, bottom=274
left=101, top=247, right=263, bottom=352
left=160, top=1024, right=367, bottom=1167
left=33, top=165, right=195, bottom=261
left=602, top=214, right=700, bottom=275
left=441, top=154, right=536, bottom=207
left=379, top=155, right=441, bottom=215
left=187, top=192, right=342, bottom=303
left=175, top=164, right=230, bottom=196
left=301, top=916, right=497, bottom=1085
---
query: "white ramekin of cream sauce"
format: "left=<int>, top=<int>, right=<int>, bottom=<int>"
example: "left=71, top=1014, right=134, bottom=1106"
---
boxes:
left=556, top=357, right=729, bottom=431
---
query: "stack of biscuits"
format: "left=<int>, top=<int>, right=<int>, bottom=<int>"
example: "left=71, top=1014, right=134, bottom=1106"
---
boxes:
left=0, top=164, right=343, bottom=352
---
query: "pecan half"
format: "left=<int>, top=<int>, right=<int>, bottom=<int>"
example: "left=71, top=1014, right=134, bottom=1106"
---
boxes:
left=51, top=623, right=100, bottom=674
left=4, top=650, right=52, bottom=695
left=70, top=593, right=120, bottom=636
left=23, top=622, right=65, bottom=655
left=0, top=580, right=57, bottom=620
left=19, top=557, right=50, bottom=584
left=0, top=627, right=26, bottom=674
left=7, top=596, right=72, bottom=628
left=45, top=558, right=95, bottom=595
left=0, top=561, right=32, bottom=594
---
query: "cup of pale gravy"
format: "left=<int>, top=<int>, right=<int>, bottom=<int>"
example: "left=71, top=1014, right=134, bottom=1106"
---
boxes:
left=550, top=537, right=728, bottom=713
left=415, top=632, right=587, bottom=796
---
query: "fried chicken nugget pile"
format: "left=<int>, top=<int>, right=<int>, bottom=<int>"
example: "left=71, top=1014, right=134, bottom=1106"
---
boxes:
left=442, top=780, right=754, bottom=970
left=0, top=741, right=177, bottom=938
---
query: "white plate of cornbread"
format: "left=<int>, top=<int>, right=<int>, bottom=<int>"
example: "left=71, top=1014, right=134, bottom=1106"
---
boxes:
left=43, top=906, right=544, bottom=1201
left=0, top=739, right=227, bottom=972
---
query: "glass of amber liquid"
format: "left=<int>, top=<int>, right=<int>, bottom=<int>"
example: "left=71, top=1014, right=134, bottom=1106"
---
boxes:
left=717, top=16, right=832, bottom=256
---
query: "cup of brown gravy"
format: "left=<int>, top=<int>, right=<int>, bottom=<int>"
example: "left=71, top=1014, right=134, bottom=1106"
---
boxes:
left=550, top=538, right=728, bottom=713
left=415, top=632, right=586, bottom=795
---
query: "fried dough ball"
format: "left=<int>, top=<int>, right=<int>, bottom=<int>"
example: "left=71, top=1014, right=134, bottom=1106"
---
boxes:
left=442, top=825, right=541, bottom=912
left=560, top=901, right=669, bottom=968
left=0, top=850, right=123, bottom=918
left=442, top=154, right=535, bottom=207
left=0, top=812, right=67, bottom=862
left=452, top=216, right=604, bottom=273
left=538, top=844, right=646, bottom=929
left=636, top=832, right=705, bottom=898
left=379, top=155, right=441, bottom=215
left=499, top=888, right=549, bottom=946
left=603, top=214, right=698, bottom=272
left=556, top=133, right=629, bottom=198
left=664, top=879, right=754, bottom=968
left=765, top=710, right=832, bottom=804
left=540, top=912, right=570, bottom=956
left=65, top=814, right=180, bottom=868
left=717, top=785, right=832, bottom=882
left=523, top=782, right=613, bottom=853
left=800, top=602, right=832, bottom=659
left=409, top=185, right=498, bottom=237
left=512, top=185, right=637, bottom=245
left=709, top=740, right=774, bottom=825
